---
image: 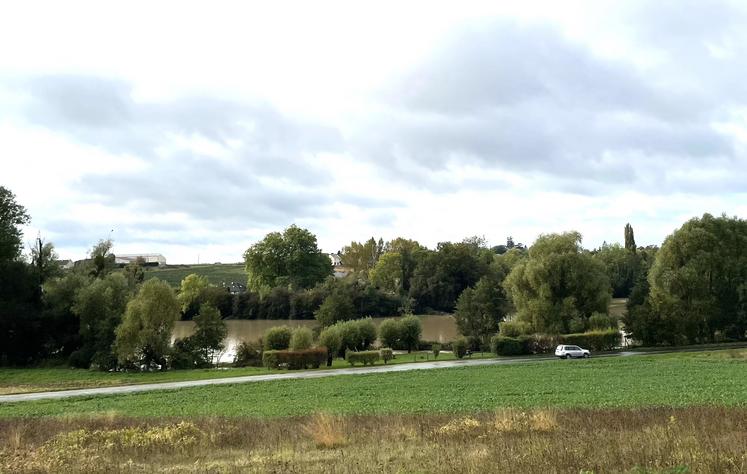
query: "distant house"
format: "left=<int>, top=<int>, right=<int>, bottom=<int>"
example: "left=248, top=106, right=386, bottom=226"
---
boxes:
left=115, top=253, right=167, bottom=267
left=329, top=253, right=343, bottom=267
left=57, top=259, right=74, bottom=270
left=328, top=252, right=351, bottom=278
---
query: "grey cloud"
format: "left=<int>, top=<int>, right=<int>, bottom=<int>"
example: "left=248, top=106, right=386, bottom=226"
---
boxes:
left=17, top=74, right=405, bottom=235
left=357, top=15, right=744, bottom=194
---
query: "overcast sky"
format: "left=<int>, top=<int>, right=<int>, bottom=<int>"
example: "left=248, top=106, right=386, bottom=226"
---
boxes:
left=2, top=0, right=747, bottom=263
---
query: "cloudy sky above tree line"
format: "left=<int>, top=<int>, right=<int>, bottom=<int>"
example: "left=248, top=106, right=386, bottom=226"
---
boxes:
left=2, top=0, right=747, bottom=263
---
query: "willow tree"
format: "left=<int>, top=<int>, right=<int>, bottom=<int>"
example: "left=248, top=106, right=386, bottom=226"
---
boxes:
left=504, top=231, right=611, bottom=334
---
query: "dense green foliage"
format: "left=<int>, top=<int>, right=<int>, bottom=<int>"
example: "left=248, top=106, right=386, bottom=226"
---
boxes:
left=3, top=351, right=745, bottom=417
left=341, top=237, right=384, bottom=275
left=345, top=350, right=380, bottom=366
left=289, top=326, right=314, bottom=350
left=626, top=214, right=747, bottom=345
left=71, top=273, right=130, bottom=369
left=491, top=329, right=621, bottom=355
left=451, top=337, right=468, bottom=359
left=505, top=232, right=611, bottom=334
left=262, top=348, right=327, bottom=370
left=243, top=225, right=332, bottom=291
left=376, top=315, right=422, bottom=352
left=409, top=241, right=493, bottom=312
left=114, top=279, right=181, bottom=369
left=454, top=267, right=510, bottom=348
left=232, top=341, right=263, bottom=368
left=263, top=326, right=292, bottom=351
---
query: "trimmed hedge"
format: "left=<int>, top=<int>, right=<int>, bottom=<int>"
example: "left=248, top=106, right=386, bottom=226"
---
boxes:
left=490, top=336, right=526, bottom=356
left=491, top=329, right=622, bottom=356
left=346, top=350, right=380, bottom=366
left=560, top=329, right=620, bottom=351
left=262, top=347, right=328, bottom=370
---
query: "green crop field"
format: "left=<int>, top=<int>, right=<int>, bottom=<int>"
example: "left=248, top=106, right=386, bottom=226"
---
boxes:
left=2, top=350, right=745, bottom=418
left=141, top=263, right=246, bottom=287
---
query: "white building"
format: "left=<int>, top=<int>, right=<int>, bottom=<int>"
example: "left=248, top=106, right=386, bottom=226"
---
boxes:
left=115, top=253, right=167, bottom=266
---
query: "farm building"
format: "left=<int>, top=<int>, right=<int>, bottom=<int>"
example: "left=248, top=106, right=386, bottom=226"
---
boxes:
left=115, top=253, right=167, bottom=267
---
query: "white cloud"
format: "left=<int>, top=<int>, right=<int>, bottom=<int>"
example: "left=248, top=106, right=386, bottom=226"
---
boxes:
left=1, top=0, right=746, bottom=263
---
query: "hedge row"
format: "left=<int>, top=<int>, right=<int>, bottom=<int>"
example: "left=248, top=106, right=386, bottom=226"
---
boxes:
left=345, top=350, right=380, bottom=366
left=262, top=347, right=328, bottom=370
left=491, top=329, right=621, bottom=356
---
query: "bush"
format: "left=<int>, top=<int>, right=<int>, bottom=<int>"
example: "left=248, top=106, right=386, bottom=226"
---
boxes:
left=560, top=329, right=621, bottom=351
left=335, top=318, right=377, bottom=353
left=289, top=327, right=314, bottom=350
left=318, top=326, right=343, bottom=365
left=432, top=343, right=441, bottom=358
left=499, top=320, right=532, bottom=337
left=400, top=315, right=422, bottom=352
left=264, top=326, right=292, bottom=350
left=378, top=319, right=400, bottom=348
left=491, top=336, right=530, bottom=356
left=452, top=337, right=468, bottom=359
left=169, top=337, right=205, bottom=369
left=380, top=347, right=394, bottom=364
left=263, top=348, right=328, bottom=370
left=233, top=341, right=263, bottom=367
left=345, top=350, right=380, bottom=366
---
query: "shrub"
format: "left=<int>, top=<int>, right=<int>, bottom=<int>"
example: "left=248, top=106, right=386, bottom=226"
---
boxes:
left=499, top=320, right=532, bottom=337
left=452, top=337, right=468, bottom=359
left=560, top=329, right=621, bottom=351
left=233, top=341, right=263, bottom=367
left=432, top=343, right=441, bottom=358
left=289, top=327, right=314, bottom=350
left=400, top=315, right=422, bottom=352
left=491, top=336, right=529, bottom=356
left=303, top=413, right=347, bottom=449
left=378, top=319, right=400, bottom=348
left=263, top=348, right=328, bottom=370
left=335, top=318, right=377, bottom=353
left=345, top=350, right=380, bottom=366
left=169, top=337, right=205, bottom=369
left=380, top=347, right=394, bottom=364
left=264, top=326, right=292, bottom=350
left=318, top=326, right=343, bottom=365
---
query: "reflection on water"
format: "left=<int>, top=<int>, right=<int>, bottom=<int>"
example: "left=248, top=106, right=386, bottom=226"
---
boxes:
left=173, top=315, right=458, bottom=364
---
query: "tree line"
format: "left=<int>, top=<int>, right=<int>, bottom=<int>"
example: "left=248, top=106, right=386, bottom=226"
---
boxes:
left=1, top=183, right=746, bottom=369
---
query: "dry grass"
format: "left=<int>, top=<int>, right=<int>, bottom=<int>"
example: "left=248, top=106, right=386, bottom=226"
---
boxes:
left=1, top=407, right=746, bottom=473
left=303, top=412, right=347, bottom=449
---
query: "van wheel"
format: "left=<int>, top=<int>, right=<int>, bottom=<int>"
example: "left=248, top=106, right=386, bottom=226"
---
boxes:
left=563, top=355, right=569, bottom=359
left=583, top=354, right=590, bottom=358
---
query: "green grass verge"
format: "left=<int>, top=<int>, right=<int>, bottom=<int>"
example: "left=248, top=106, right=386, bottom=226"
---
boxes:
left=0, top=352, right=493, bottom=395
left=141, top=263, right=246, bottom=287
left=2, top=351, right=745, bottom=418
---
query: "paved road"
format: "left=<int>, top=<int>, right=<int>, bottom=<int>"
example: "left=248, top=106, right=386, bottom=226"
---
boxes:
left=2, top=345, right=741, bottom=404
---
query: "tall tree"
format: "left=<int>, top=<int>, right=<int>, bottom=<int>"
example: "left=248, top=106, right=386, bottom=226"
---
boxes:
left=624, top=223, right=636, bottom=253
left=454, top=269, right=511, bottom=348
left=71, top=272, right=129, bottom=369
left=504, top=232, right=611, bottom=334
left=0, top=186, right=30, bottom=262
left=190, top=304, right=227, bottom=366
left=88, top=239, right=116, bottom=278
left=30, top=237, right=62, bottom=288
left=341, top=237, right=385, bottom=274
left=114, top=278, right=180, bottom=369
left=646, top=214, right=747, bottom=344
left=244, top=225, right=332, bottom=291
left=408, top=241, right=491, bottom=312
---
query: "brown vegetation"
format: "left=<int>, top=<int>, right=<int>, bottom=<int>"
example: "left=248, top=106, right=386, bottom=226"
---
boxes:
left=1, top=407, right=745, bottom=473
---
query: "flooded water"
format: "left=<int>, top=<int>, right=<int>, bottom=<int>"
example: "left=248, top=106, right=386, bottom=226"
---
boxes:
left=173, top=315, right=458, bottom=364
